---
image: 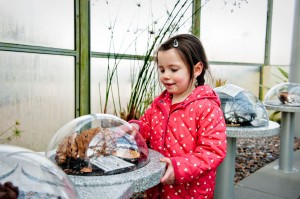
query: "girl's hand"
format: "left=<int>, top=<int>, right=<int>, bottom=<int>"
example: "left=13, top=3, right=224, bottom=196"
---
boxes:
left=130, top=123, right=140, bottom=131
left=160, top=157, right=175, bottom=184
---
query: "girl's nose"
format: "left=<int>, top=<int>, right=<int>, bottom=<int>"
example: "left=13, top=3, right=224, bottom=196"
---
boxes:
left=162, top=71, right=171, bottom=79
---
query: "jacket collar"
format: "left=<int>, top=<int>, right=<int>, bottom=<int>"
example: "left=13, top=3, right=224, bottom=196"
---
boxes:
left=154, top=85, right=221, bottom=108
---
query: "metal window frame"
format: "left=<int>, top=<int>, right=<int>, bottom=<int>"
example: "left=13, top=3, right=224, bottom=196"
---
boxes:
left=0, top=0, right=279, bottom=117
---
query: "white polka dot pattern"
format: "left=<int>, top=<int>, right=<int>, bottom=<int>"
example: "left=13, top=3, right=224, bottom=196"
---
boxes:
left=133, top=85, right=227, bottom=199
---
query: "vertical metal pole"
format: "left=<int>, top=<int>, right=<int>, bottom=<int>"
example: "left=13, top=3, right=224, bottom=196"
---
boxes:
left=78, top=0, right=91, bottom=116
left=278, top=112, right=296, bottom=172
left=289, top=1, right=300, bottom=138
left=192, top=0, right=201, bottom=37
left=289, top=0, right=300, bottom=82
left=260, top=0, right=273, bottom=100
left=75, top=0, right=80, bottom=118
left=215, top=137, right=237, bottom=199
left=264, top=0, right=273, bottom=66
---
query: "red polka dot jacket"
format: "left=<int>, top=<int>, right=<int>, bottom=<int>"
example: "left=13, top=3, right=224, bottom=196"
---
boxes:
left=130, top=85, right=227, bottom=199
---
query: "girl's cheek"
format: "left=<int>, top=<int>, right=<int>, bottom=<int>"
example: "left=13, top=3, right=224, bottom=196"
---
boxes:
left=158, top=75, right=162, bottom=82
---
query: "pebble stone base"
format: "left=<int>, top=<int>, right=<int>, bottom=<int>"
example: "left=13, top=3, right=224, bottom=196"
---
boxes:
left=226, top=121, right=280, bottom=138
left=264, top=103, right=300, bottom=113
left=69, top=149, right=166, bottom=199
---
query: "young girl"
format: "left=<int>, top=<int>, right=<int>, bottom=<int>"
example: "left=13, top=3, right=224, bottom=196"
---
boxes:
left=130, top=34, right=227, bottom=199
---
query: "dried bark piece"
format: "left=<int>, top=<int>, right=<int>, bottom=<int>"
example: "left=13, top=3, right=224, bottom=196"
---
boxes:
left=75, top=127, right=101, bottom=159
left=112, top=148, right=140, bottom=159
left=55, top=133, right=76, bottom=164
left=56, top=127, right=100, bottom=165
left=80, top=167, right=92, bottom=173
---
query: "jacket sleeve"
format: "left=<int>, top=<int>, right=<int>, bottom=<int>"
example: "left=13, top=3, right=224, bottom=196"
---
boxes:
left=129, top=103, right=155, bottom=143
left=170, top=100, right=227, bottom=185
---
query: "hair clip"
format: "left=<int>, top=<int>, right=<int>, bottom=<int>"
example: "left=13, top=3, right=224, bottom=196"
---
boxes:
left=173, top=39, right=179, bottom=48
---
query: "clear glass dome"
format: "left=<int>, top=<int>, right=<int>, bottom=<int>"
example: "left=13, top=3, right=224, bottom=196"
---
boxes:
left=0, top=145, right=78, bottom=199
left=264, top=82, right=300, bottom=106
left=214, top=84, right=269, bottom=127
left=46, top=113, right=149, bottom=176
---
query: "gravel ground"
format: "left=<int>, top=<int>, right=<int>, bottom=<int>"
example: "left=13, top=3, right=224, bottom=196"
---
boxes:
left=235, top=135, right=300, bottom=183
left=131, top=135, right=300, bottom=198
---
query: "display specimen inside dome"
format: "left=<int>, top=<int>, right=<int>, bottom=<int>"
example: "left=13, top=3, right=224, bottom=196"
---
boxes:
left=264, top=82, right=300, bottom=106
left=214, top=84, right=269, bottom=127
left=0, top=145, right=78, bottom=199
left=46, top=113, right=149, bottom=176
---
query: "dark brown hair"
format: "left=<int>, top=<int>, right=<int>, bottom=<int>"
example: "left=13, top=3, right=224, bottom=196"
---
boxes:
left=155, top=34, right=209, bottom=86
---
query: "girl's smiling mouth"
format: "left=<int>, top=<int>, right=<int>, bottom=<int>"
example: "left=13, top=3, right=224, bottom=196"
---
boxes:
left=164, top=83, right=175, bottom=88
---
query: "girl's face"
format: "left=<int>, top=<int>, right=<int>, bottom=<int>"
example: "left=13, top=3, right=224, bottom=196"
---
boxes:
left=157, top=48, right=195, bottom=102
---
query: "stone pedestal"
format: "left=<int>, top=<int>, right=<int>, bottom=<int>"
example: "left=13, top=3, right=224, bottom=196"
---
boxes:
left=214, top=121, right=280, bottom=199
left=69, top=149, right=166, bottom=199
left=264, top=104, right=300, bottom=172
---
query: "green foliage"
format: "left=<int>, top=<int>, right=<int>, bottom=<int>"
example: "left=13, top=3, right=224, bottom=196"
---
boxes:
left=100, top=0, right=197, bottom=121
left=269, top=111, right=281, bottom=124
left=99, top=0, right=240, bottom=121
left=209, top=76, right=227, bottom=88
left=0, top=121, right=22, bottom=144
left=277, top=67, right=289, bottom=80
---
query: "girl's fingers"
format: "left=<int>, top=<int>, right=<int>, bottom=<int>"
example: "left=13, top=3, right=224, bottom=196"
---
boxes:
left=160, top=157, right=175, bottom=184
left=160, top=166, right=172, bottom=183
left=160, top=157, right=171, bottom=164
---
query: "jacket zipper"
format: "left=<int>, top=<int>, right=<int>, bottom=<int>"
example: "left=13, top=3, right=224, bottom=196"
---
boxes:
left=156, top=100, right=186, bottom=154
left=156, top=100, right=169, bottom=153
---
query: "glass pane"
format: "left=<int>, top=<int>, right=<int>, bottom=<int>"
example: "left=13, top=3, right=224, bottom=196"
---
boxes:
left=91, top=0, right=192, bottom=55
left=91, top=58, right=160, bottom=116
left=270, top=0, right=296, bottom=65
left=91, top=58, right=132, bottom=114
left=0, top=0, right=74, bottom=49
left=0, top=51, right=75, bottom=151
left=201, top=0, right=268, bottom=63
left=210, top=65, right=261, bottom=96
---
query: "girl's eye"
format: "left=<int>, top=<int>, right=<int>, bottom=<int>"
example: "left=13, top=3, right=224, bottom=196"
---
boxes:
left=159, top=68, right=165, bottom=73
left=171, top=68, right=178, bottom=72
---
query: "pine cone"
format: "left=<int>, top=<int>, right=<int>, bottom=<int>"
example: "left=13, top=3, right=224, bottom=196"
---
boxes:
left=0, top=182, right=19, bottom=199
